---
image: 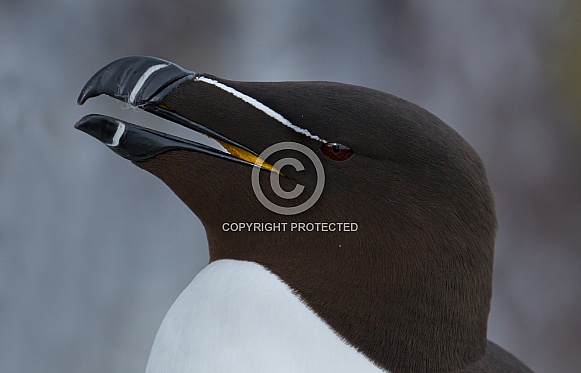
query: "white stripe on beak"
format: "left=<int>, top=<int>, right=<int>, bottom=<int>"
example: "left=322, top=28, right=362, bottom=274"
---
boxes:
left=195, top=76, right=328, bottom=143
left=107, top=122, right=126, bottom=147
left=129, top=64, right=168, bottom=105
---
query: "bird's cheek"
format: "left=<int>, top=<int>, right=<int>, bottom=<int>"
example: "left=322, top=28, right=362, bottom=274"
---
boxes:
left=132, top=151, right=253, bottom=211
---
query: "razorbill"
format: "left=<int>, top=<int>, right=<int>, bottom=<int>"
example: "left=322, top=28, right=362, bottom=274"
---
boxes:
left=75, top=56, right=533, bottom=372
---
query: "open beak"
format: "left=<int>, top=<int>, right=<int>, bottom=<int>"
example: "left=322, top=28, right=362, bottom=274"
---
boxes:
left=75, top=56, right=277, bottom=172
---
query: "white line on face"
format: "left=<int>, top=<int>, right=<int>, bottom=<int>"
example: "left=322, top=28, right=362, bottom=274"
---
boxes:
left=195, top=76, right=327, bottom=143
left=107, top=122, right=126, bottom=147
left=129, top=64, right=168, bottom=105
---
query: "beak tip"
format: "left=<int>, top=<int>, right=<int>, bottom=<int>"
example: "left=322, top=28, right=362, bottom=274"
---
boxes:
left=74, top=115, right=91, bottom=131
left=77, top=90, right=89, bottom=105
left=77, top=75, right=104, bottom=105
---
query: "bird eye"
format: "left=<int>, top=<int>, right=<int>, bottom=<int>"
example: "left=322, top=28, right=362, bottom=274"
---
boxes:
left=321, top=142, right=354, bottom=161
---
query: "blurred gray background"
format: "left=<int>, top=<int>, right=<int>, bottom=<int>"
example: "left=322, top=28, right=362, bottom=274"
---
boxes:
left=1, top=1, right=580, bottom=372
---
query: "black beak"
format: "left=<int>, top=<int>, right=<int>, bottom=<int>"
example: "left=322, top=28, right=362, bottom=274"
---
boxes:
left=75, top=114, right=257, bottom=164
left=77, top=56, right=191, bottom=106
left=76, top=56, right=262, bottom=165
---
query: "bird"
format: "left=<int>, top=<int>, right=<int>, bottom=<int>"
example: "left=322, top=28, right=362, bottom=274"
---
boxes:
left=75, top=56, right=533, bottom=373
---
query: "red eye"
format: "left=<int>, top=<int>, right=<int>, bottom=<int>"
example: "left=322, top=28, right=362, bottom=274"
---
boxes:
left=321, top=142, right=354, bottom=161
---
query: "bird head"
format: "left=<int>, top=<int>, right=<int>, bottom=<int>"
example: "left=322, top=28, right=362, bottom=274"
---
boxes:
left=76, top=56, right=496, bottom=372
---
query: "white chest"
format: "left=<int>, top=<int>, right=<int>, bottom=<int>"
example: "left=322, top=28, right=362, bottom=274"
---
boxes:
left=145, top=259, right=386, bottom=373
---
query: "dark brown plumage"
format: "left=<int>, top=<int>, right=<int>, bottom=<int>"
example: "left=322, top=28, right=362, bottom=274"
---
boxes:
left=76, top=56, right=533, bottom=372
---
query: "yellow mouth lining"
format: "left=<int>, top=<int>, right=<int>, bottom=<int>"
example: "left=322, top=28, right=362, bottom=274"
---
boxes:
left=157, top=104, right=277, bottom=172
left=215, top=139, right=280, bottom=173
